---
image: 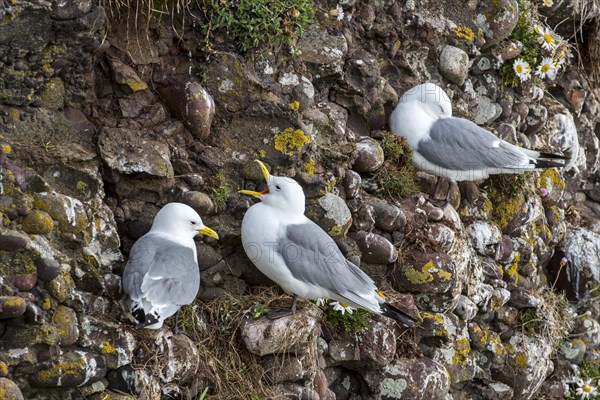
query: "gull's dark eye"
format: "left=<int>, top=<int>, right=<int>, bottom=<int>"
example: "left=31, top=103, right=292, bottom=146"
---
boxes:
left=275, top=185, right=281, bottom=191
left=190, top=221, right=197, bottom=225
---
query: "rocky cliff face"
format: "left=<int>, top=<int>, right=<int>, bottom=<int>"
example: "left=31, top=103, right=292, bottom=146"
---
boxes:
left=0, top=0, right=599, bottom=399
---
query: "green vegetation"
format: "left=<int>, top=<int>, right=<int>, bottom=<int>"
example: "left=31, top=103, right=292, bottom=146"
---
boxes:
left=322, top=306, right=371, bottom=333
left=485, top=172, right=532, bottom=199
left=499, top=0, right=541, bottom=86
left=374, top=134, right=419, bottom=199
left=200, top=0, right=314, bottom=52
left=207, top=172, right=234, bottom=212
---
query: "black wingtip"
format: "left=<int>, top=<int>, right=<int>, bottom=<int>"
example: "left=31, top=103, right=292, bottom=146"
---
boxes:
left=538, top=151, right=568, bottom=160
left=532, top=158, right=566, bottom=169
left=381, top=303, right=417, bottom=328
left=132, top=307, right=160, bottom=328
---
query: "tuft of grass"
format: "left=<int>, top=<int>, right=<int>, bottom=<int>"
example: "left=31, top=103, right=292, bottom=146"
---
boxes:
left=200, top=0, right=315, bottom=52
left=206, top=171, right=234, bottom=212
left=516, top=287, right=574, bottom=352
left=373, top=134, right=419, bottom=199
left=322, top=306, right=371, bottom=333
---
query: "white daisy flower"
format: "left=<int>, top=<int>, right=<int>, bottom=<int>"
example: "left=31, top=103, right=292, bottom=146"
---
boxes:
left=331, top=4, right=344, bottom=20
left=331, top=300, right=355, bottom=315
left=315, top=298, right=326, bottom=307
left=537, top=27, right=557, bottom=50
left=575, top=379, right=597, bottom=399
left=535, top=57, right=557, bottom=79
left=513, top=58, right=532, bottom=82
left=543, top=0, right=554, bottom=6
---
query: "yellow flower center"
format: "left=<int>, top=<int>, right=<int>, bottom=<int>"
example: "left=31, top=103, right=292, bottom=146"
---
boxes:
left=544, top=33, right=554, bottom=44
left=583, top=384, right=592, bottom=393
left=541, top=64, right=550, bottom=73
left=516, top=65, right=523, bottom=73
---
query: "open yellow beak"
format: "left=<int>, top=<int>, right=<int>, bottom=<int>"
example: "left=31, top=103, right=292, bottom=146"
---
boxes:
left=239, top=159, right=270, bottom=198
left=198, top=226, right=219, bottom=240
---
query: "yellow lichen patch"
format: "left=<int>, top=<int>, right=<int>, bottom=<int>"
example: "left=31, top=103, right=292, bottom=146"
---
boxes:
left=506, top=253, right=522, bottom=284
left=452, top=26, right=475, bottom=41
left=438, top=269, right=452, bottom=281
left=1, top=143, right=11, bottom=154
left=403, top=263, right=434, bottom=285
left=480, top=329, right=489, bottom=345
left=100, top=341, right=117, bottom=354
left=537, top=168, right=566, bottom=192
left=0, top=361, right=8, bottom=376
left=274, top=128, right=311, bottom=156
left=36, top=355, right=86, bottom=383
left=493, top=194, right=526, bottom=230
left=126, top=81, right=148, bottom=91
left=305, top=159, right=316, bottom=175
left=288, top=100, right=300, bottom=111
left=515, top=352, right=528, bottom=367
left=42, top=297, right=53, bottom=311
left=452, top=338, right=471, bottom=366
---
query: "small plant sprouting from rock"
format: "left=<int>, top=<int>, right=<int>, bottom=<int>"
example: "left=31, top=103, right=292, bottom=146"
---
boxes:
left=200, top=0, right=315, bottom=52
left=207, top=172, right=234, bottom=212
left=373, top=133, right=418, bottom=199
left=247, top=302, right=268, bottom=318
left=485, top=172, right=532, bottom=200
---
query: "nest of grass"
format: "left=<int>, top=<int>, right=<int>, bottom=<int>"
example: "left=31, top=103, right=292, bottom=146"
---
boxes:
left=168, top=289, right=314, bottom=400
left=373, top=134, right=419, bottom=200
left=516, top=286, right=574, bottom=352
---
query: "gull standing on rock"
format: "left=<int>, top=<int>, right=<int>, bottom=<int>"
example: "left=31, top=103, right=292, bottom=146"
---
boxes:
left=240, top=160, right=415, bottom=327
left=122, top=202, right=219, bottom=329
left=389, top=82, right=566, bottom=205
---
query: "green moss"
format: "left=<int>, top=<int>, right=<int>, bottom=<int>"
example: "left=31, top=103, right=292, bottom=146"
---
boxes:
left=274, top=127, right=311, bottom=156
left=537, top=168, right=566, bottom=192
left=515, top=352, right=529, bottom=367
left=323, top=306, right=371, bottom=333
left=207, top=171, right=234, bottom=212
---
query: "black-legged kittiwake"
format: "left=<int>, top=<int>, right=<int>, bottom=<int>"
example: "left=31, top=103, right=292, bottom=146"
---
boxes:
left=240, top=160, right=415, bottom=327
left=122, top=202, right=219, bottom=329
left=389, top=82, right=566, bottom=205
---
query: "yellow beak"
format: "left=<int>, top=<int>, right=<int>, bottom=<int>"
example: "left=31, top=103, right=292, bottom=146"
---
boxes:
left=239, top=159, right=270, bottom=198
left=198, top=226, right=219, bottom=240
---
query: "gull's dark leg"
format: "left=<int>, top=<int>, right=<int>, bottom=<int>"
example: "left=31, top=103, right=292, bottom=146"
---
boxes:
left=428, top=177, right=450, bottom=208
left=267, top=294, right=297, bottom=320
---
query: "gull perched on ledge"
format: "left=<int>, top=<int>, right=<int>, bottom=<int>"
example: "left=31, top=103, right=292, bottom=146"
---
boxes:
left=389, top=82, right=566, bottom=205
left=122, top=202, right=218, bottom=329
left=240, top=160, right=415, bottom=327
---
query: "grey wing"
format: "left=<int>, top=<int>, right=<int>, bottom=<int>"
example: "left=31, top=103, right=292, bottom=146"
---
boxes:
left=419, top=118, right=531, bottom=170
left=122, top=235, right=199, bottom=307
left=278, top=221, right=377, bottom=308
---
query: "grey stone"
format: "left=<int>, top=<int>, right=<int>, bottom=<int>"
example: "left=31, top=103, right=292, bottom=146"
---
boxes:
left=98, top=127, right=174, bottom=178
left=524, top=104, right=548, bottom=134
left=369, top=198, right=406, bottom=232
left=307, top=193, right=352, bottom=239
left=328, top=319, right=397, bottom=370
left=560, top=338, right=586, bottom=364
left=438, top=46, right=469, bottom=86
left=362, top=357, right=450, bottom=400
left=80, top=315, right=136, bottom=369
left=455, top=295, right=478, bottom=321
left=240, top=307, right=321, bottom=356
left=182, top=191, right=215, bottom=216
left=476, top=0, right=519, bottom=48
left=51, top=0, right=92, bottom=20
left=297, top=25, right=348, bottom=65
left=467, top=221, right=502, bottom=258
left=107, top=57, right=148, bottom=92
left=473, top=96, right=502, bottom=125
left=344, top=170, right=362, bottom=199
left=293, top=76, right=315, bottom=111
left=52, top=306, right=79, bottom=347
left=351, top=137, right=384, bottom=173
left=353, top=231, right=398, bottom=264
left=353, top=204, right=376, bottom=232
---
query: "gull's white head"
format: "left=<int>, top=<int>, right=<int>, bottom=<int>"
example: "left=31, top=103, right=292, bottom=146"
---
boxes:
left=151, top=202, right=219, bottom=239
left=240, top=160, right=306, bottom=215
left=399, top=82, right=452, bottom=119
